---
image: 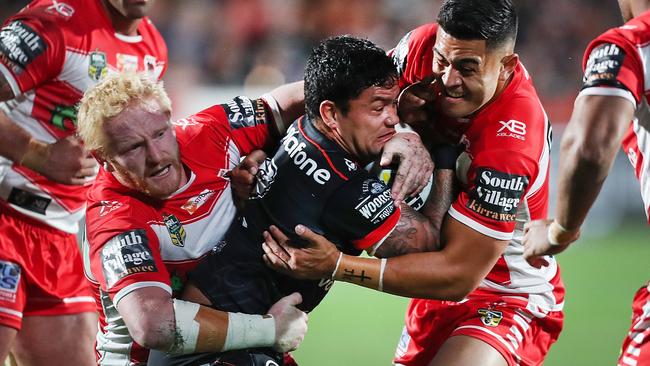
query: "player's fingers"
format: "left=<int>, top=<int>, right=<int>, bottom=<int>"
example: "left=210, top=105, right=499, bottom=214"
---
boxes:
left=77, top=166, right=97, bottom=178
left=263, top=231, right=291, bottom=261
left=281, top=292, right=303, bottom=306
left=379, top=149, right=395, bottom=168
left=80, top=157, right=98, bottom=169
left=68, top=177, right=87, bottom=186
left=268, top=225, right=292, bottom=248
left=294, top=225, right=321, bottom=248
left=263, top=253, right=290, bottom=273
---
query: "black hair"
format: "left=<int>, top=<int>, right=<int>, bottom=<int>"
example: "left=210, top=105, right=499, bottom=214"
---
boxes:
left=304, top=35, right=397, bottom=119
left=437, top=0, right=518, bottom=49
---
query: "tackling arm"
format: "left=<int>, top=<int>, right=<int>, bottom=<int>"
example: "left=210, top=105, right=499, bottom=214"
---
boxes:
left=116, top=286, right=308, bottom=354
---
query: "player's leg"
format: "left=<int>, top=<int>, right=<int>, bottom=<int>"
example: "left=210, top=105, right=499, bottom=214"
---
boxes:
left=2, top=209, right=97, bottom=366
left=11, top=312, right=97, bottom=366
left=428, top=335, right=507, bottom=366
left=617, top=283, right=650, bottom=366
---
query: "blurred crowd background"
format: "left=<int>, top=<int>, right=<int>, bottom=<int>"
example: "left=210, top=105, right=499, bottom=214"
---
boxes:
left=1, top=0, right=622, bottom=122
left=1, top=0, right=644, bottom=231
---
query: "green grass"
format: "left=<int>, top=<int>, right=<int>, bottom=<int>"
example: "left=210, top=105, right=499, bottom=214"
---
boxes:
left=292, top=225, right=649, bottom=365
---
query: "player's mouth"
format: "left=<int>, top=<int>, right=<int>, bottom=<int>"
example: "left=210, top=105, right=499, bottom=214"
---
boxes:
left=442, top=88, right=466, bottom=100
left=377, top=130, right=396, bottom=144
left=149, top=164, right=171, bottom=178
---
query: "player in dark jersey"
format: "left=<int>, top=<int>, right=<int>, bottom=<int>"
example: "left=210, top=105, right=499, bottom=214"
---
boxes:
left=148, top=35, right=454, bottom=366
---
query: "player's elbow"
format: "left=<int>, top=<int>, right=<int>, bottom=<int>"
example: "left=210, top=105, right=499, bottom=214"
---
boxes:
left=128, top=317, right=174, bottom=350
left=438, top=271, right=482, bottom=302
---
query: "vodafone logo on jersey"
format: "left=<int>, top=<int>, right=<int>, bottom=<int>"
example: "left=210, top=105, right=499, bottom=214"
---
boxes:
left=281, top=125, right=331, bottom=185
left=496, top=120, right=526, bottom=140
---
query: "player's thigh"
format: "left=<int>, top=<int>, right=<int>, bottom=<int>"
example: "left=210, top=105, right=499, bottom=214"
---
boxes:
left=428, top=335, right=507, bottom=366
left=0, top=326, right=17, bottom=365
left=11, top=312, right=97, bottom=366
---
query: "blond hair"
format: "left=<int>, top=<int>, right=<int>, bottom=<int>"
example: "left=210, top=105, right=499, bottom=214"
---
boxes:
left=77, top=72, right=172, bottom=153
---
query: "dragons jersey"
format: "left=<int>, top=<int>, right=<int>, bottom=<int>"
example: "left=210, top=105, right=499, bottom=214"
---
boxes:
left=0, top=0, right=167, bottom=234
left=82, top=95, right=282, bottom=365
left=391, top=24, right=564, bottom=312
left=190, top=115, right=401, bottom=316
left=578, top=9, right=650, bottom=223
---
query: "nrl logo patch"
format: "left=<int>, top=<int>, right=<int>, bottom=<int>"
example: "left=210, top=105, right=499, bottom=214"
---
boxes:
left=478, top=308, right=503, bottom=327
left=163, top=214, right=186, bottom=247
left=88, top=51, right=107, bottom=81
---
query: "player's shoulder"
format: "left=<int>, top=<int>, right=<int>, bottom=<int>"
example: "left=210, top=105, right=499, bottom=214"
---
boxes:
left=10, top=0, right=89, bottom=29
left=586, top=11, right=650, bottom=58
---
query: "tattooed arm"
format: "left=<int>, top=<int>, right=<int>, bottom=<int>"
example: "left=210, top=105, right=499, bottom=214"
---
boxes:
left=372, top=169, right=455, bottom=257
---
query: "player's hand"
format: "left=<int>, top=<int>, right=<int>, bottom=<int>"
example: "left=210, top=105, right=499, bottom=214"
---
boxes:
left=397, top=77, right=438, bottom=128
left=523, top=219, right=572, bottom=268
left=262, top=225, right=340, bottom=280
left=381, top=132, right=434, bottom=207
left=267, top=292, right=308, bottom=352
left=22, top=136, right=97, bottom=185
left=230, top=150, right=267, bottom=205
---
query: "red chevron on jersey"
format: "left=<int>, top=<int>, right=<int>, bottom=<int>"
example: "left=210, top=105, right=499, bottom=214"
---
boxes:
left=578, top=10, right=650, bottom=223
left=0, top=0, right=167, bottom=233
left=394, top=24, right=562, bottom=312
left=83, top=95, right=279, bottom=365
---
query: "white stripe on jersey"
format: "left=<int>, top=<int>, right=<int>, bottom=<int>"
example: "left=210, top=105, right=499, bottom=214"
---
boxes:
left=638, top=43, right=650, bottom=91
left=526, top=107, right=551, bottom=198
left=448, top=205, right=514, bottom=240
left=113, top=281, right=172, bottom=306
left=58, top=49, right=96, bottom=93
left=633, top=113, right=650, bottom=218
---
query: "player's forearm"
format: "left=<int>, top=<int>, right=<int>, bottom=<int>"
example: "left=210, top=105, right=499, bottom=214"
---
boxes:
left=334, top=251, right=478, bottom=301
left=555, top=96, right=632, bottom=231
left=420, top=168, right=455, bottom=243
left=0, top=110, right=35, bottom=162
left=269, top=81, right=305, bottom=131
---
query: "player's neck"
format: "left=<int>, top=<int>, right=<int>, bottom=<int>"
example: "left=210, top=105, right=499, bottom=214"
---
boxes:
left=101, top=1, right=143, bottom=37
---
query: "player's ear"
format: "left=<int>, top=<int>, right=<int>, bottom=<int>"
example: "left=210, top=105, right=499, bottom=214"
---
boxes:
left=319, top=100, right=340, bottom=131
left=499, top=53, right=518, bottom=82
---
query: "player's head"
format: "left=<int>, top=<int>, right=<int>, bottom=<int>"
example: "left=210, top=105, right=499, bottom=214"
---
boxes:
left=304, top=35, right=400, bottom=164
left=434, top=0, right=519, bottom=118
left=78, top=72, right=184, bottom=199
left=617, top=0, right=650, bottom=22
left=103, top=0, right=154, bottom=20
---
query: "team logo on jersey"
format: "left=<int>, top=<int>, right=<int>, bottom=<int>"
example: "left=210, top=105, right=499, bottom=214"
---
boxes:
left=172, top=117, right=199, bottom=130
left=46, top=1, right=75, bottom=18
left=163, top=214, right=186, bottom=247
left=583, top=43, right=625, bottom=89
left=478, top=308, right=503, bottom=327
left=251, top=158, right=278, bottom=199
left=88, top=51, right=108, bottom=82
left=344, top=158, right=358, bottom=171
left=496, top=120, right=526, bottom=141
left=50, top=104, right=77, bottom=131
left=0, top=21, right=46, bottom=74
left=363, top=178, right=389, bottom=195
left=98, top=200, right=124, bottom=217
left=101, top=229, right=157, bottom=289
left=181, top=189, right=216, bottom=215
left=0, top=261, right=20, bottom=303
left=466, top=168, right=528, bottom=222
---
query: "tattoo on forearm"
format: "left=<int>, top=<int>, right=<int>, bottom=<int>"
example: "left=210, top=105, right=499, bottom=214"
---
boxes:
left=341, top=268, right=372, bottom=283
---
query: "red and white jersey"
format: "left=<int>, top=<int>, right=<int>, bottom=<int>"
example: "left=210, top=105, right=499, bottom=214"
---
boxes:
left=578, top=10, right=650, bottom=223
left=0, top=0, right=167, bottom=234
left=83, top=95, right=282, bottom=365
left=392, top=24, right=563, bottom=312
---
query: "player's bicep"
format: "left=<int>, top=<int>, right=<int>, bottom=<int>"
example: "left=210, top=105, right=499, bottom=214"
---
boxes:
left=0, top=72, right=15, bottom=100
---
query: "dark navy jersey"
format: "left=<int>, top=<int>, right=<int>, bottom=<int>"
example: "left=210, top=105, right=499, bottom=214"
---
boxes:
left=190, top=116, right=401, bottom=314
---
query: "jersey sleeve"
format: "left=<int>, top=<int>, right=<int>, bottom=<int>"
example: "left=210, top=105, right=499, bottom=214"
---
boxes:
left=188, top=94, right=283, bottom=156
left=449, top=149, right=537, bottom=240
left=579, top=33, right=644, bottom=107
left=86, top=198, right=171, bottom=306
left=0, top=15, right=65, bottom=96
left=388, top=23, right=438, bottom=89
left=321, top=175, right=401, bottom=250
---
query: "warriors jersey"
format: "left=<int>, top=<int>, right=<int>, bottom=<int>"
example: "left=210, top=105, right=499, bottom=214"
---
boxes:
left=0, top=0, right=167, bottom=233
left=191, top=115, right=401, bottom=316
left=83, top=95, right=281, bottom=365
left=578, top=10, right=650, bottom=223
left=391, top=24, right=564, bottom=312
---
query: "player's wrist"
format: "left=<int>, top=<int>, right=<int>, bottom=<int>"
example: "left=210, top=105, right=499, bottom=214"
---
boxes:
left=18, top=138, right=51, bottom=171
left=547, top=219, right=580, bottom=247
left=223, top=312, right=275, bottom=351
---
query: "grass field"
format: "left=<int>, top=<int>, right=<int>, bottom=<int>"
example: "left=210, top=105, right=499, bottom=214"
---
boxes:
left=292, top=224, right=649, bottom=366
